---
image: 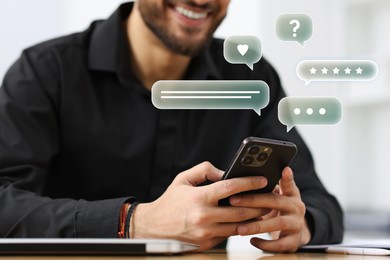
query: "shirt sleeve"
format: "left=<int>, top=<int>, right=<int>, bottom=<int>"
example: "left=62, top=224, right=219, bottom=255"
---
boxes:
left=0, top=48, right=125, bottom=238
left=251, top=61, right=344, bottom=245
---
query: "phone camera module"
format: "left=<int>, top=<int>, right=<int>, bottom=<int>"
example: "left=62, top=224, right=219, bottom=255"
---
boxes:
left=241, top=145, right=273, bottom=167
left=256, top=152, right=269, bottom=162
left=248, top=145, right=260, bottom=155
left=242, top=156, right=254, bottom=165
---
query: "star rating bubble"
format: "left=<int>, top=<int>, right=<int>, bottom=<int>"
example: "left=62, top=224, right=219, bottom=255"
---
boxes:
left=297, top=60, right=378, bottom=85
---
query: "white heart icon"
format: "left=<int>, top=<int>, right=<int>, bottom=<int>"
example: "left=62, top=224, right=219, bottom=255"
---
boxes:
left=237, top=44, right=249, bottom=56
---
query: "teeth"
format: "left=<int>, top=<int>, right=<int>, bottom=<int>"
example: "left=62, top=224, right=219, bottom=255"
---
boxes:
left=175, top=6, right=207, bottom=20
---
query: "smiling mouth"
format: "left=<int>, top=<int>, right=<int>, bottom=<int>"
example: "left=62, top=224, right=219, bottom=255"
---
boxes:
left=174, top=6, right=208, bottom=20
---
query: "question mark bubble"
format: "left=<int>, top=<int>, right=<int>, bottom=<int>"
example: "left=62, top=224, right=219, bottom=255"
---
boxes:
left=223, top=35, right=262, bottom=70
left=289, top=19, right=300, bottom=38
left=278, top=97, right=342, bottom=132
left=152, top=80, right=269, bottom=116
left=297, top=60, right=378, bottom=85
left=276, top=14, right=312, bottom=46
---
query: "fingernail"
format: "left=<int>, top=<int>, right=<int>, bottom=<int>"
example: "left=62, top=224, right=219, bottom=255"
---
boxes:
left=286, top=171, right=293, bottom=181
left=230, top=196, right=241, bottom=205
left=257, top=176, right=267, bottom=186
left=284, top=167, right=293, bottom=180
left=238, top=226, right=248, bottom=235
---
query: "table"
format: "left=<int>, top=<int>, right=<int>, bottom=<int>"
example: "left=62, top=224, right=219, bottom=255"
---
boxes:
left=0, top=250, right=386, bottom=260
left=1, top=232, right=388, bottom=260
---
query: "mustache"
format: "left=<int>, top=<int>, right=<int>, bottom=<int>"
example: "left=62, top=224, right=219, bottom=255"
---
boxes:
left=166, top=0, right=219, bottom=12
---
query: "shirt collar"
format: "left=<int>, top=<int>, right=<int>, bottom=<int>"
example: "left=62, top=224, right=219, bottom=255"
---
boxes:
left=88, top=2, right=221, bottom=80
left=88, top=2, right=132, bottom=73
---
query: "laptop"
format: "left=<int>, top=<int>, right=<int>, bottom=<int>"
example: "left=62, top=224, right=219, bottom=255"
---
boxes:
left=0, top=238, right=199, bottom=255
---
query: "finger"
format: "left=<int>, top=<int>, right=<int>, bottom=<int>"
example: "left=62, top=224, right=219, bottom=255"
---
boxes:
left=250, top=236, right=300, bottom=253
left=230, top=192, right=293, bottom=212
left=177, top=161, right=223, bottom=186
left=209, top=207, right=268, bottom=223
left=261, top=209, right=279, bottom=221
left=213, top=223, right=241, bottom=237
left=279, top=167, right=300, bottom=197
left=192, top=223, right=241, bottom=240
left=207, top=176, right=267, bottom=203
left=237, top=215, right=296, bottom=236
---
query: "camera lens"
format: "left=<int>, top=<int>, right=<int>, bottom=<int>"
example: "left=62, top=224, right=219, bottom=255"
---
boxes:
left=256, top=152, right=268, bottom=162
left=248, top=145, right=260, bottom=155
left=242, top=156, right=254, bottom=165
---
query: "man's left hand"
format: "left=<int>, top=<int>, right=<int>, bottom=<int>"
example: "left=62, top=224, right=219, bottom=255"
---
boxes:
left=229, top=167, right=311, bottom=253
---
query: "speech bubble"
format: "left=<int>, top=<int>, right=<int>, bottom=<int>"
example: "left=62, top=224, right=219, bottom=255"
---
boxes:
left=297, top=60, right=378, bottom=85
left=276, top=14, right=313, bottom=46
left=223, top=35, right=262, bottom=70
left=278, top=97, right=342, bottom=132
left=151, top=80, right=269, bottom=116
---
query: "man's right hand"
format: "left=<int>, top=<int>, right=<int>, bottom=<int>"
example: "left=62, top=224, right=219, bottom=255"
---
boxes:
left=131, top=161, right=268, bottom=251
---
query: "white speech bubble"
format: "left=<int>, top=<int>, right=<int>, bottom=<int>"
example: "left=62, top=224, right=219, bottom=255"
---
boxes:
left=152, top=80, right=270, bottom=116
left=297, top=60, right=378, bottom=85
left=278, top=97, right=343, bottom=132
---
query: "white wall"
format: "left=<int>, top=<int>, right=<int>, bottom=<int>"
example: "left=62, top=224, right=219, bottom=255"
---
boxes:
left=218, top=0, right=390, bottom=214
left=59, top=0, right=125, bottom=34
left=0, top=0, right=125, bottom=80
left=217, top=0, right=346, bottom=203
left=1, top=0, right=390, bottom=214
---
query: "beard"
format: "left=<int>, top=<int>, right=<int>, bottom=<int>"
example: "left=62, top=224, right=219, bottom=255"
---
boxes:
left=137, top=0, right=226, bottom=56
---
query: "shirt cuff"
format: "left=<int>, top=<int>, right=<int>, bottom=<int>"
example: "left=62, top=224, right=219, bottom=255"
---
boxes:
left=74, top=197, right=129, bottom=238
left=305, top=205, right=330, bottom=245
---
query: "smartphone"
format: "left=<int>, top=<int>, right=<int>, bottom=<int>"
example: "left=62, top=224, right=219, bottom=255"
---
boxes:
left=219, top=137, right=298, bottom=206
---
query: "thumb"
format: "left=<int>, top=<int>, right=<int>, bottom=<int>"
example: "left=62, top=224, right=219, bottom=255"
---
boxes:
left=279, top=166, right=300, bottom=196
left=176, top=161, right=224, bottom=186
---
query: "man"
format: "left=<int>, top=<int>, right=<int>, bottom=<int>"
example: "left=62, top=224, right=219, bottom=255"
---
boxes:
left=0, top=0, right=343, bottom=252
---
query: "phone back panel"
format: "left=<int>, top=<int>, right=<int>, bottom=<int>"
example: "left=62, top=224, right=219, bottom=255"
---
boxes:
left=219, top=137, right=297, bottom=205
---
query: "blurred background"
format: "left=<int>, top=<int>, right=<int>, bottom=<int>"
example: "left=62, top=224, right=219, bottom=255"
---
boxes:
left=1, top=0, right=389, bottom=236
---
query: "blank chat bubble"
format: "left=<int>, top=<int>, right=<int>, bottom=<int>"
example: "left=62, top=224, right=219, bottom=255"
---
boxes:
left=223, top=36, right=262, bottom=70
left=278, top=97, right=342, bottom=132
left=151, top=80, right=269, bottom=116
left=276, top=14, right=313, bottom=47
left=297, top=60, right=378, bottom=85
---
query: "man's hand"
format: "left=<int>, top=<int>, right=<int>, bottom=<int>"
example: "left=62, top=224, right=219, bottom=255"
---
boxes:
left=131, top=162, right=268, bottom=251
left=229, top=167, right=311, bottom=253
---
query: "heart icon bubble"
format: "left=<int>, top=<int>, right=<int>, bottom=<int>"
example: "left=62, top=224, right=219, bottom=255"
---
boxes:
left=223, top=35, right=262, bottom=70
left=237, top=44, right=249, bottom=56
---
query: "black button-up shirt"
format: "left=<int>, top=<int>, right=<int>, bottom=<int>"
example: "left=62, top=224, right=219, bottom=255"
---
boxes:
left=0, top=2, right=343, bottom=243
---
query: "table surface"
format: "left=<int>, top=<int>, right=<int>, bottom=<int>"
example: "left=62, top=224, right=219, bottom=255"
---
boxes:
left=1, top=231, right=388, bottom=260
left=0, top=249, right=387, bottom=260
